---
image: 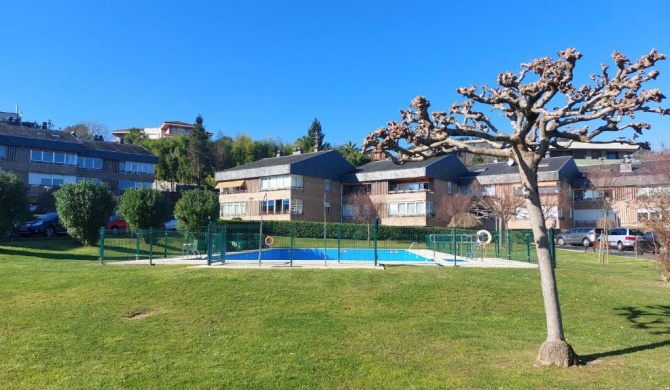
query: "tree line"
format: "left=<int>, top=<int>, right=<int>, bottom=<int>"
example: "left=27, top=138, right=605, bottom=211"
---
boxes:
left=120, top=117, right=371, bottom=190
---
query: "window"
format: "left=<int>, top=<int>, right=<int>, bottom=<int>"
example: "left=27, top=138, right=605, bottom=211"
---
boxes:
left=388, top=201, right=434, bottom=217
left=482, top=185, right=495, bottom=197
left=30, top=149, right=77, bottom=166
left=260, top=175, right=303, bottom=191
left=0, top=145, right=5, bottom=159
left=447, top=182, right=453, bottom=194
left=76, top=177, right=102, bottom=185
left=221, top=202, right=246, bottom=217
left=260, top=198, right=291, bottom=214
left=390, top=182, right=428, bottom=193
left=28, top=172, right=76, bottom=187
left=606, top=151, right=618, bottom=160
left=343, top=204, right=359, bottom=219
left=324, top=202, right=331, bottom=214
left=120, top=161, right=155, bottom=174
left=291, top=199, right=303, bottom=214
left=119, top=180, right=153, bottom=193
left=325, top=180, right=331, bottom=192
left=77, top=156, right=103, bottom=170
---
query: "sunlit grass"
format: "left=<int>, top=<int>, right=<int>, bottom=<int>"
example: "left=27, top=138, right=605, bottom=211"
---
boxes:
left=0, top=241, right=668, bottom=389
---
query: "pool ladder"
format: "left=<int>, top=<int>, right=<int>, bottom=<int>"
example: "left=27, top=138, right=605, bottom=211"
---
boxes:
left=408, top=242, right=418, bottom=250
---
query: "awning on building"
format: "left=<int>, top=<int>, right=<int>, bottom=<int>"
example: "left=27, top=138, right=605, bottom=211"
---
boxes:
left=215, top=180, right=246, bottom=189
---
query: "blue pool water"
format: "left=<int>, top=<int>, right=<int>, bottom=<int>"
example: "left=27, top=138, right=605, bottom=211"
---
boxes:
left=223, top=248, right=441, bottom=263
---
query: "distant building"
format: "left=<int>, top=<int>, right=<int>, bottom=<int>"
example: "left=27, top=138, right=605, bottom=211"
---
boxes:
left=548, top=141, right=640, bottom=165
left=111, top=121, right=196, bottom=142
left=0, top=122, right=157, bottom=201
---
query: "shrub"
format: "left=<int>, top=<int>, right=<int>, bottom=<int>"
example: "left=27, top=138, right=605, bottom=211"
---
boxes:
left=0, top=171, right=30, bottom=239
left=118, top=188, right=172, bottom=230
left=54, top=181, right=116, bottom=245
left=174, top=189, right=219, bottom=231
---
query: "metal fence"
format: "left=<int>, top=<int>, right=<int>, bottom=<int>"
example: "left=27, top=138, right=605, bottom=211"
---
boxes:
left=98, top=222, right=549, bottom=267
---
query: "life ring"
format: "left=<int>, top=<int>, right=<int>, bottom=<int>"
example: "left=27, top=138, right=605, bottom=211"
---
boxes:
left=476, top=229, right=492, bottom=244
left=264, top=236, right=275, bottom=246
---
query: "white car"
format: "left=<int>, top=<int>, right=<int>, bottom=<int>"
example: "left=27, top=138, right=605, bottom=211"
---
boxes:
left=164, top=217, right=178, bottom=230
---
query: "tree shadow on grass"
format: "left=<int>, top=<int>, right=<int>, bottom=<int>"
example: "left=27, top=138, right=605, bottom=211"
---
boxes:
left=579, top=305, right=670, bottom=363
left=0, top=237, right=98, bottom=261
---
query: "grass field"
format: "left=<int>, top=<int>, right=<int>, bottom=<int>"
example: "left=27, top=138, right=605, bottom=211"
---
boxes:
left=1, top=238, right=669, bottom=389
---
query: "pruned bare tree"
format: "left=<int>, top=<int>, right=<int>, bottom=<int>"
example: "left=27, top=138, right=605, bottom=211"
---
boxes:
left=64, top=121, right=110, bottom=140
left=476, top=188, right=526, bottom=234
left=435, top=193, right=473, bottom=226
left=344, top=187, right=380, bottom=245
left=540, top=180, right=573, bottom=227
left=363, top=48, right=668, bottom=367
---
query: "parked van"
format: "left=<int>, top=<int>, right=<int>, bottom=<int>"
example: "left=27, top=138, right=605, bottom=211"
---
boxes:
left=604, top=227, right=645, bottom=251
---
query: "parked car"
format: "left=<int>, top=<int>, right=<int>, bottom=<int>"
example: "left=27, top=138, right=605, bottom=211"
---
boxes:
left=635, top=231, right=664, bottom=254
left=106, top=215, right=127, bottom=233
left=164, top=216, right=178, bottom=231
left=604, top=227, right=645, bottom=251
left=555, top=227, right=602, bottom=247
left=16, top=213, right=66, bottom=237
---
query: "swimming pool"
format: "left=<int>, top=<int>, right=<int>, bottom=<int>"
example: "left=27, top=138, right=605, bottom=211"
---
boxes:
left=222, top=248, right=439, bottom=263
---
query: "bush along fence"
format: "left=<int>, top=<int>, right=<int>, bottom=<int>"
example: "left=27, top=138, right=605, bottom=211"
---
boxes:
left=98, top=221, right=553, bottom=267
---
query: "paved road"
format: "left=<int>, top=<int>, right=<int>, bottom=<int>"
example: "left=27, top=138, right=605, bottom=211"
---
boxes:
left=555, top=243, right=654, bottom=260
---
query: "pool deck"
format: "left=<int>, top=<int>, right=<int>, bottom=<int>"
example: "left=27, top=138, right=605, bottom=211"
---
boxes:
left=107, top=249, right=538, bottom=269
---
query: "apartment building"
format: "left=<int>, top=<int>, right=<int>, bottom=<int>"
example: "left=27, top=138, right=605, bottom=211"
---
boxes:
left=111, top=120, right=196, bottom=143
left=573, top=160, right=669, bottom=228
left=0, top=123, right=157, bottom=201
left=340, top=155, right=469, bottom=226
left=214, top=150, right=355, bottom=222
left=459, top=157, right=580, bottom=230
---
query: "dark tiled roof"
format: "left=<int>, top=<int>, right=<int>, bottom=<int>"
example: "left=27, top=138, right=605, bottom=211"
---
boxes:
left=79, top=139, right=157, bottom=163
left=342, top=154, right=469, bottom=183
left=215, top=150, right=356, bottom=181
left=466, top=156, right=576, bottom=184
left=0, top=123, right=157, bottom=162
left=576, top=160, right=669, bottom=187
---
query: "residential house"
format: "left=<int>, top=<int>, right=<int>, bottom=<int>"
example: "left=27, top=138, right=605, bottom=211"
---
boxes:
left=548, top=141, right=640, bottom=165
left=214, top=150, right=355, bottom=221
left=0, top=122, right=157, bottom=201
left=572, top=159, right=670, bottom=228
left=460, top=157, right=580, bottom=230
left=341, top=155, right=470, bottom=226
left=111, top=120, right=196, bottom=143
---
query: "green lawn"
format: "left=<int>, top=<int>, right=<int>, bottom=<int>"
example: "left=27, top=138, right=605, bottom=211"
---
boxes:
left=1, top=239, right=669, bottom=389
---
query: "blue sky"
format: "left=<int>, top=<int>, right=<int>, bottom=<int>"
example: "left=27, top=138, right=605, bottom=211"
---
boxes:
left=2, top=0, right=670, bottom=149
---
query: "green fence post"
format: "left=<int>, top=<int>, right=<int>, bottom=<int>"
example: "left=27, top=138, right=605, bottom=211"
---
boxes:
left=549, top=228, right=556, bottom=268
left=206, top=220, right=212, bottom=265
left=373, top=218, right=379, bottom=267
left=99, top=227, right=105, bottom=264
left=164, top=229, right=168, bottom=258
left=149, top=228, right=154, bottom=266
left=135, top=228, right=141, bottom=260
left=290, top=223, right=294, bottom=267
left=525, top=232, right=531, bottom=263
left=506, top=231, right=512, bottom=260
left=337, top=223, right=341, bottom=262
left=221, top=224, right=226, bottom=264
left=495, top=230, right=500, bottom=259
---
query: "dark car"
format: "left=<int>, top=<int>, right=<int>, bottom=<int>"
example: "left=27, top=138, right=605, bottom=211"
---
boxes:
left=16, top=213, right=66, bottom=237
left=637, top=232, right=664, bottom=254
left=106, top=215, right=127, bottom=232
left=555, top=227, right=602, bottom=247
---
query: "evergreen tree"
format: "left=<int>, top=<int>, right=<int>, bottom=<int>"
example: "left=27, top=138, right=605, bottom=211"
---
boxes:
left=187, top=115, right=212, bottom=187
left=298, top=118, right=331, bottom=152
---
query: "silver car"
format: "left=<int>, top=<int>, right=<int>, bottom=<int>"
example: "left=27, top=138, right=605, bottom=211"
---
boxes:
left=604, top=227, right=644, bottom=251
left=555, top=227, right=601, bottom=247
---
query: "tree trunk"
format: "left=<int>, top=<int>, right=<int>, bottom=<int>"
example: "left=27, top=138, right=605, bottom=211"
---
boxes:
left=517, top=159, right=578, bottom=367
